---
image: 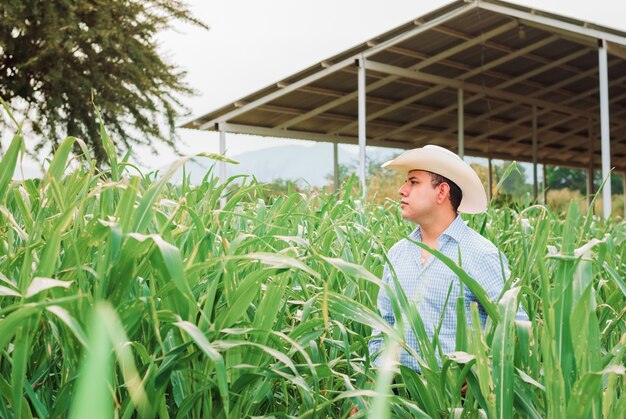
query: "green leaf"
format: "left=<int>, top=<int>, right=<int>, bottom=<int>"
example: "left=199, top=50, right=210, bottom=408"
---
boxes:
left=0, top=305, right=40, bottom=353
left=492, top=287, right=520, bottom=419
left=174, top=321, right=229, bottom=416
left=45, top=306, right=88, bottom=347
left=25, top=278, right=73, bottom=298
left=0, top=285, right=21, bottom=298
left=368, top=338, right=400, bottom=419
left=325, top=292, right=399, bottom=340
left=69, top=304, right=114, bottom=419
left=238, top=252, right=320, bottom=279
left=469, top=303, right=496, bottom=418
left=0, top=132, right=23, bottom=203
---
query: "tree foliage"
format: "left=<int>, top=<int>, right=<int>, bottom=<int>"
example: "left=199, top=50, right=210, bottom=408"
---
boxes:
left=545, top=165, right=588, bottom=193
left=0, top=0, right=206, bottom=162
left=545, top=165, right=623, bottom=195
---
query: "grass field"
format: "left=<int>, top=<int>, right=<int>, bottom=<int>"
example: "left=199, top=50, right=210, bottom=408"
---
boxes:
left=0, top=112, right=625, bottom=418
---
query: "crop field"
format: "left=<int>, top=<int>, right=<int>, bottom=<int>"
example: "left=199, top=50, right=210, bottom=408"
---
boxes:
left=0, top=115, right=625, bottom=418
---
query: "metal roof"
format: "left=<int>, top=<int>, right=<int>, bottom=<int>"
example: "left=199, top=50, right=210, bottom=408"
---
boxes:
left=183, top=0, right=626, bottom=171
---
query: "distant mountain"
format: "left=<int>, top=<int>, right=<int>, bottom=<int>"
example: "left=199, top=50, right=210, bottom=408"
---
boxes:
left=162, top=143, right=397, bottom=186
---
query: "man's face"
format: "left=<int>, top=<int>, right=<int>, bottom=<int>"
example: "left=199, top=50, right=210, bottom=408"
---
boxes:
left=398, top=170, right=439, bottom=224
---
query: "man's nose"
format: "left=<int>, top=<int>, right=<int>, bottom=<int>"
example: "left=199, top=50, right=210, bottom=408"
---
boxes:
left=398, top=183, right=408, bottom=196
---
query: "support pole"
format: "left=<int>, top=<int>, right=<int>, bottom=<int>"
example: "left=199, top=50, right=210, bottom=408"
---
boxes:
left=587, top=119, right=594, bottom=205
left=587, top=166, right=594, bottom=203
left=541, top=162, right=548, bottom=205
left=599, top=39, right=612, bottom=219
left=333, top=142, right=339, bottom=193
left=219, top=129, right=226, bottom=183
left=458, top=88, right=464, bottom=159
left=532, top=105, right=538, bottom=200
left=623, top=172, right=626, bottom=218
left=487, top=157, right=493, bottom=202
left=358, top=55, right=367, bottom=198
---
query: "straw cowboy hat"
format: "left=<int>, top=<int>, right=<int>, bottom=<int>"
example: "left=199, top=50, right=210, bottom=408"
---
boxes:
left=382, top=144, right=488, bottom=214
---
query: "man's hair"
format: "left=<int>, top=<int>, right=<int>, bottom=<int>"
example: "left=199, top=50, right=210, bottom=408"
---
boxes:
left=428, top=172, right=462, bottom=212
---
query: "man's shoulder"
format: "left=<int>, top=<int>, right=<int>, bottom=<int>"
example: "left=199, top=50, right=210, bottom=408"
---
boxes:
left=458, top=224, right=502, bottom=257
left=388, top=238, right=411, bottom=254
left=386, top=236, right=418, bottom=261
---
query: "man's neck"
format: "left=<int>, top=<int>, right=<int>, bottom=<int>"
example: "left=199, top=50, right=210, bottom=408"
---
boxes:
left=419, top=212, right=457, bottom=245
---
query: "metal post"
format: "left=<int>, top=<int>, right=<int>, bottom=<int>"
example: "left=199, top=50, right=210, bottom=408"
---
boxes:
left=587, top=118, right=594, bottom=205
left=219, top=129, right=226, bottom=183
left=358, top=55, right=367, bottom=198
left=623, top=172, right=626, bottom=218
left=587, top=165, right=595, bottom=204
left=532, top=105, right=538, bottom=200
left=487, top=157, right=493, bottom=202
left=599, top=39, right=612, bottom=219
left=458, top=88, right=464, bottom=160
left=333, top=142, right=339, bottom=193
left=542, top=162, right=548, bottom=205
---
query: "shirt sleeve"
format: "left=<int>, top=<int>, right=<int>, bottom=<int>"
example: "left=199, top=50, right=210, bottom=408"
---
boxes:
left=466, top=250, right=529, bottom=323
left=368, top=262, right=396, bottom=361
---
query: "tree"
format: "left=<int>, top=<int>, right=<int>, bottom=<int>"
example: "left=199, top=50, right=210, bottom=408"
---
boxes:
left=545, top=166, right=587, bottom=193
left=546, top=165, right=624, bottom=195
left=0, top=0, right=206, bottom=162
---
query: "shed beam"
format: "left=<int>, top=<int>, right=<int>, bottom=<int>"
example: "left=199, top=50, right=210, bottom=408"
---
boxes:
left=471, top=75, right=626, bottom=146
left=541, top=107, right=626, bottom=160
left=217, top=122, right=413, bottom=149
left=383, top=43, right=592, bottom=103
left=431, top=24, right=598, bottom=75
left=365, top=60, right=592, bottom=141
left=478, top=2, right=626, bottom=46
left=257, top=93, right=533, bottom=133
left=364, top=59, right=591, bottom=115
left=388, top=27, right=592, bottom=104
left=496, top=115, right=579, bottom=151
left=275, top=20, right=517, bottom=130
left=372, top=45, right=586, bottom=138
left=438, top=62, right=622, bottom=139
left=332, top=34, right=559, bottom=136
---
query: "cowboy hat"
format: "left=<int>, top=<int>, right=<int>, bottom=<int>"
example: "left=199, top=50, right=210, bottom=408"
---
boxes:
left=382, top=145, right=487, bottom=213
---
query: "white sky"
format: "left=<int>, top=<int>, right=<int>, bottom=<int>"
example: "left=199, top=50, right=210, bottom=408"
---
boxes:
left=8, top=0, right=626, bottom=172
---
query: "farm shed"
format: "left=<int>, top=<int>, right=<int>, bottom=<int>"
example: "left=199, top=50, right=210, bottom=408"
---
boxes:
left=183, top=0, right=626, bottom=217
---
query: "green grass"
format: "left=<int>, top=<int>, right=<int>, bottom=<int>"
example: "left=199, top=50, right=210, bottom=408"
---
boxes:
left=0, top=106, right=625, bottom=418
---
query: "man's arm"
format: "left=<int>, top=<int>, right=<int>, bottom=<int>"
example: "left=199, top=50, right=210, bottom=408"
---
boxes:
left=368, top=263, right=396, bottom=361
left=469, top=250, right=529, bottom=324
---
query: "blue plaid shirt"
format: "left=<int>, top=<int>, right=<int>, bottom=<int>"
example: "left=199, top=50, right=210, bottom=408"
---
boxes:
left=369, top=215, right=527, bottom=371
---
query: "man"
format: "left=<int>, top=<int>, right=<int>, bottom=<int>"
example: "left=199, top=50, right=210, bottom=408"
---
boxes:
left=368, top=144, right=527, bottom=371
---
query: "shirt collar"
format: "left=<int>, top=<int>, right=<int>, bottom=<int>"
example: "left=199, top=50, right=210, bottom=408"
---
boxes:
left=440, top=215, right=466, bottom=244
left=409, top=214, right=466, bottom=244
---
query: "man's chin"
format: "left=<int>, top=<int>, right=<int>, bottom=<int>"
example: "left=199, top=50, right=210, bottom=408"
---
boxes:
left=400, top=211, right=419, bottom=224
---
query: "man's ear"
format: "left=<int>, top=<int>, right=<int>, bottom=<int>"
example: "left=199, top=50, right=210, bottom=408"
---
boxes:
left=436, top=182, right=451, bottom=204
